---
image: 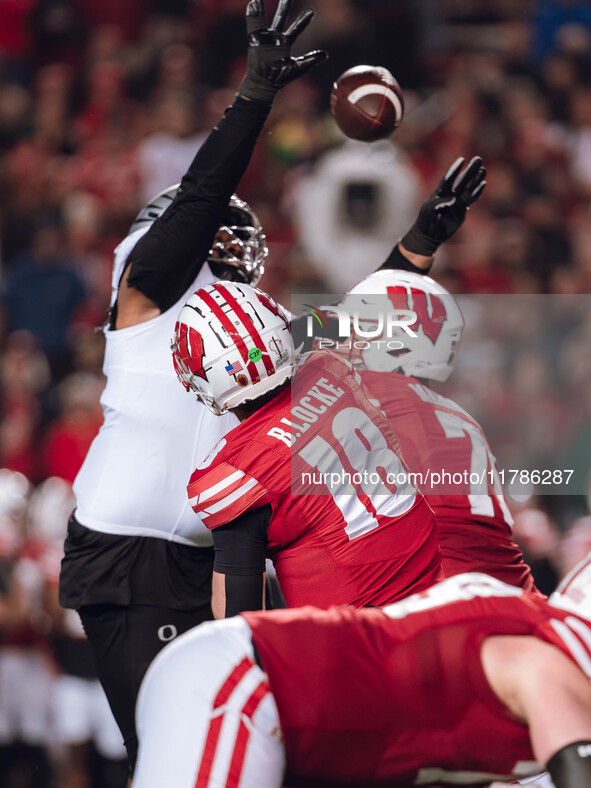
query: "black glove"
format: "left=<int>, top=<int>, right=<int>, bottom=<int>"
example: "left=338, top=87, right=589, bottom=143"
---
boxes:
left=238, top=0, right=328, bottom=103
left=400, top=156, right=487, bottom=257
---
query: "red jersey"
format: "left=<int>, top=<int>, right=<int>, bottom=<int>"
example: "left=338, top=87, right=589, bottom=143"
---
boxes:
left=188, top=352, right=443, bottom=608
left=361, top=370, right=538, bottom=592
left=244, top=573, right=591, bottom=786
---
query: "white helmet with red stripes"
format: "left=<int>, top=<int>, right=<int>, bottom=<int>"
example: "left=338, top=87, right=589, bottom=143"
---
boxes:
left=171, top=282, right=295, bottom=415
left=339, top=270, right=464, bottom=382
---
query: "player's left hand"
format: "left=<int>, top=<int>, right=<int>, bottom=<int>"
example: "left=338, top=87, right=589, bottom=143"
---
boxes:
left=238, top=0, right=328, bottom=103
left=401, top=156, right=487, bottom=257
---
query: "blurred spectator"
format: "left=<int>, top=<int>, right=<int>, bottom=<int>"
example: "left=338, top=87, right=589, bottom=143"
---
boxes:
left=74, top=0, right=148, bottom=44
left=529, top=0, right=591, bottom=64
left=30, top=0, right=85, bottom=69
left=197, top=0, right=248, bottom=89
left=0, top=333, right=50, bottom=481
left=1, top=218, right=87, bottom=379
left=136, top=92, right=206, bottom=205
left=560, top=515, right=591, bottom=577
left=0, top=470, right=53, bottom=788
left=41, top=372, right=104, bottom=484
left=28, top=478, right=127, bottom=788
left=512, top=506, right=561, bottom=594
left=0, top=0, right=36, bottom=86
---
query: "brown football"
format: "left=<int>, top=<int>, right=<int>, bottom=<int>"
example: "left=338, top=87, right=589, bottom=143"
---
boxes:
left=330, top=65, right=404, bottom=142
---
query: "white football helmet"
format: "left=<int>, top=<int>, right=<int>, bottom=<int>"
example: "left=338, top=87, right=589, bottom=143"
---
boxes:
left=129, top=188, right=268, bottom=286
left=171, top=282, right=295, bottom=415
left=338, top=270, right=464, bottom=382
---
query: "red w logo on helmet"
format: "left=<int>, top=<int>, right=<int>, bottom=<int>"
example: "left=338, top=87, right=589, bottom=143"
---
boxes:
left=174, top=322, right=207, bottom=382
left=387, top=286, right=446, bottom=344
left=256, top=291, right=287, bottom=325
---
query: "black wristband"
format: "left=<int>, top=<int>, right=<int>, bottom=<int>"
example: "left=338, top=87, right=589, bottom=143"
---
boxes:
left=547, top=740, right=591, bottom=788
left=238, top=74, right=278, bottom=104
left=399, top=224, right=441, bottom=257
left=378, top=244, right=433, bottom=275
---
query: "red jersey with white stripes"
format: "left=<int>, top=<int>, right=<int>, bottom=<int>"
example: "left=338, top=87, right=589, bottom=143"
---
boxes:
left=244, top=573, right=591, bottom=786
left=188, top=352, right=443, bottom=608
left=361, top=370, right=538, bottom=593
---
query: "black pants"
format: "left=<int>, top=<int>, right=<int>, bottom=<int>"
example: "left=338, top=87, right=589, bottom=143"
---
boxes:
left=79, top=602, right=213, bottom=775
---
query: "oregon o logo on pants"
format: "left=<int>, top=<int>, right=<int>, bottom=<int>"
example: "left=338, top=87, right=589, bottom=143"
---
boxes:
left=157, top=625, right=178, bottom=642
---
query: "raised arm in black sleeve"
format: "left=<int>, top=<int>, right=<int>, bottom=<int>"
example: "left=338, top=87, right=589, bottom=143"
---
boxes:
left=124, top=0, right=327, bottom=314
left=125, top=96, right=272, bottom=312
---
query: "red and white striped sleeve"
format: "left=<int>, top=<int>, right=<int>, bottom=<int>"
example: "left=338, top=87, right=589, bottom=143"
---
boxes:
left=187, top=461, right=269, bottom=529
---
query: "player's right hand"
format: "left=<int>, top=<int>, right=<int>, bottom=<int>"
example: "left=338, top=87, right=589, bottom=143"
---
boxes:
left=238, top=0, right=328, bottom=103
left=401, top=156, right=487, bottom=257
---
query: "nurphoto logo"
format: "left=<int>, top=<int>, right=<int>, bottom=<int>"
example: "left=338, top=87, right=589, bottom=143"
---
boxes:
left=303, top=303, right=418, bottom=351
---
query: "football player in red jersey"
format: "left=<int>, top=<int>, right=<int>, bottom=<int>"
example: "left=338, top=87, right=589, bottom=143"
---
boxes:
left=330, top=269, right=541, bottom=594
left=131, top=572, right=591, bottom=788
left=171, top=281, right=444, bottom=618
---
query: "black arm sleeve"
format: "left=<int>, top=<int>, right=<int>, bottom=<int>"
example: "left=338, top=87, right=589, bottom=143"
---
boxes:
left=213, top=504, right=270, bottom=576
left=125, top=96, right=272, bottom=312
left=377, top=243, right=433, bottom=275
left=212, top=504, right=271, bottom=617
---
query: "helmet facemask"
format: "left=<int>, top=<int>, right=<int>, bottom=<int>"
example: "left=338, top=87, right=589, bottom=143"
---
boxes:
left=207, top=197, right=268, bottom=286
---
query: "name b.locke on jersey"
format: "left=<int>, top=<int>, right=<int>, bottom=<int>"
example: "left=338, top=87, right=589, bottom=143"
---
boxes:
left=267, top=376, right=344, bottom=447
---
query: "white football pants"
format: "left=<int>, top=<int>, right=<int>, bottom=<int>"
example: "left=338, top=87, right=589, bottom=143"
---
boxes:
left=132, top=616, right=285, bottom=788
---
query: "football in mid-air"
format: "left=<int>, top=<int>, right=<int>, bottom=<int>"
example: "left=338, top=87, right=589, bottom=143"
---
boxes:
left=330, top=65, right=404, bottom=142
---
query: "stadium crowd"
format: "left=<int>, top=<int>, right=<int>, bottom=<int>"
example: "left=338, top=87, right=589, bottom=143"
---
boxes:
left=1, top=0, right=591, bottom=785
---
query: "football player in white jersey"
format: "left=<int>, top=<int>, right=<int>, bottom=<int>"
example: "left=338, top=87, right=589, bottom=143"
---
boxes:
left=59, top=0, right=327, bottom=773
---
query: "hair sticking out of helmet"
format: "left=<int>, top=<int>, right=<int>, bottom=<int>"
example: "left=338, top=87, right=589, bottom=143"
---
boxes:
left=171, top=282, right=294, bottom=415
left=207, top=195, right=268, bottom=286
left=337, top=270, right=464, bottom=382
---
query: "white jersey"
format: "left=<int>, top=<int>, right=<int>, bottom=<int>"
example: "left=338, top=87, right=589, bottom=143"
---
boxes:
left=73, top=229, right=238, bottom=546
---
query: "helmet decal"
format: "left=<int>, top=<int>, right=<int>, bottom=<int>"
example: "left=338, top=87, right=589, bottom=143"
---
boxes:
left=175, top=321, right=207, bottom=382
left=197, top=287, right=263, bottom=384
left=256, top=291, right=285, bottom=321
left=215, top=283, right=279, bottom=377
left=387, top=286, right=447, bottom=345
